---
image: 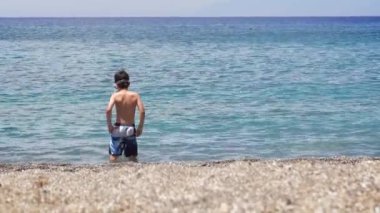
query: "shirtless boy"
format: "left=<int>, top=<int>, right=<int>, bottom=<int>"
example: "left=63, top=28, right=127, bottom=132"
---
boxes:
left=106, top=69, right=145, bottom=162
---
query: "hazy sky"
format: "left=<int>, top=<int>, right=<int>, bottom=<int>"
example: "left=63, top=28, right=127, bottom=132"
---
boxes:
left=0, top=0, right=380, bottom=17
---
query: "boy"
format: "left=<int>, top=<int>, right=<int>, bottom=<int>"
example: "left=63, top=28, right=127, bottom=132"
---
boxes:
left=106, top=69, right=145, bottom=162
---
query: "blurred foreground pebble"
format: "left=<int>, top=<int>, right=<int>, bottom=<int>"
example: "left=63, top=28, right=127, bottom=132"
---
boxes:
left=0, top=158, right=379, bottom=212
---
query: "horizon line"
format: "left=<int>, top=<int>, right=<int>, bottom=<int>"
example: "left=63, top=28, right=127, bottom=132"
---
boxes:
left=0, top=15, right=380, bottom=18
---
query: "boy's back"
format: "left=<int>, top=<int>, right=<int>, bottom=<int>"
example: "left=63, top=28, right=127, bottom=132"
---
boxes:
left=113, top=90, right=139, bottom=125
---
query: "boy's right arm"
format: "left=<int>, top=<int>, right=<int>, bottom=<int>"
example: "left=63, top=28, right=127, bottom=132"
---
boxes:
left=105, top=94, right=115, bottom=133
left=136, top=93, right=145, bottom=137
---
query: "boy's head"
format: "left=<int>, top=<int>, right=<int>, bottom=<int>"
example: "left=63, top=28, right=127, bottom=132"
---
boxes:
left=114, top=69, right=130, bottom=89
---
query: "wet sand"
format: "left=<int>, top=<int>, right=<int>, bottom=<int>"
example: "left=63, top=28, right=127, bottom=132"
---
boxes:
left=0, top=157, right=379, bottom=212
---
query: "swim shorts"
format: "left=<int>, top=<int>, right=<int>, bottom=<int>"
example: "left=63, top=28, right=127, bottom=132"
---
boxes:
left=109, top=124, right=137, bottom=157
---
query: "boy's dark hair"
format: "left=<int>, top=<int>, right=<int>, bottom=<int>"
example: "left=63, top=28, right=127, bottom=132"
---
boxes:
left=114, top=69, right=130, bottom=89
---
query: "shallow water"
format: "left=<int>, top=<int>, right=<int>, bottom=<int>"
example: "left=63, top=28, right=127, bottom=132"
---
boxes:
left=0, top=17, right=379, bottom=163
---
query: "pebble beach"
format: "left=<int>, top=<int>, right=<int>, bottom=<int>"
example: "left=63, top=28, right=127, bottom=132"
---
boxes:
left=0, top=157, right=379, bottom=212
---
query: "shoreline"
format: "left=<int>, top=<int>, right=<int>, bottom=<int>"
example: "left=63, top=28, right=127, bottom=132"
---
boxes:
left=1, top=157, right=379, bottom=212
left=0, top=156, right=379, bottom=171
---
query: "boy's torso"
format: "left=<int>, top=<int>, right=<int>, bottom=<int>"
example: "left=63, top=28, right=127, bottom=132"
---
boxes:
left=114, top=90, right=138, bottom=125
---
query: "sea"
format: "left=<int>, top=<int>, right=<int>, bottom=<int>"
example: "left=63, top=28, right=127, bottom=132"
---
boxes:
left=0, top=17, right=379, bottom=164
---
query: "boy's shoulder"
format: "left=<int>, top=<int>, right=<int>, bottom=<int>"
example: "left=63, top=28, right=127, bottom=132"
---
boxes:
left=127, top=90, right=139, bottom=96
left=112, top=90, right=140, bottom=97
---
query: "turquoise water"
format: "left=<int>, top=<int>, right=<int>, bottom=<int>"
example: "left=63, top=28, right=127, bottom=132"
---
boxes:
left=0, top=17, right=379, bottom=163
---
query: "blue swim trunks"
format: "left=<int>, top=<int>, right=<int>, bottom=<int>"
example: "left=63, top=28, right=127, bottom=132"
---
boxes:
left=109, top=124, right=137, bottom=157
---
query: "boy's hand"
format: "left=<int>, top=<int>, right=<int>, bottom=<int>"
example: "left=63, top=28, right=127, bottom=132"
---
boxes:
left=136, top=128, right=143, bottom=137
left=108, top=125, right=114, bottom=134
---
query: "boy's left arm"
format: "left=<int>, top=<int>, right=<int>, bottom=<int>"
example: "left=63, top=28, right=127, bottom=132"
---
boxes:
left=105, top=94, right=115, bottom=133
left=136, top=93, right=145, bottom=137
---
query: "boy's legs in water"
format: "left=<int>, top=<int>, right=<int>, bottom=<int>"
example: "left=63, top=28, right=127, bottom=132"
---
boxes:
left=109, top=155, right=137, bottom=162
left=109, top=155, right=118, bottom=162
left=128, top=156, right=138, bottom=162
